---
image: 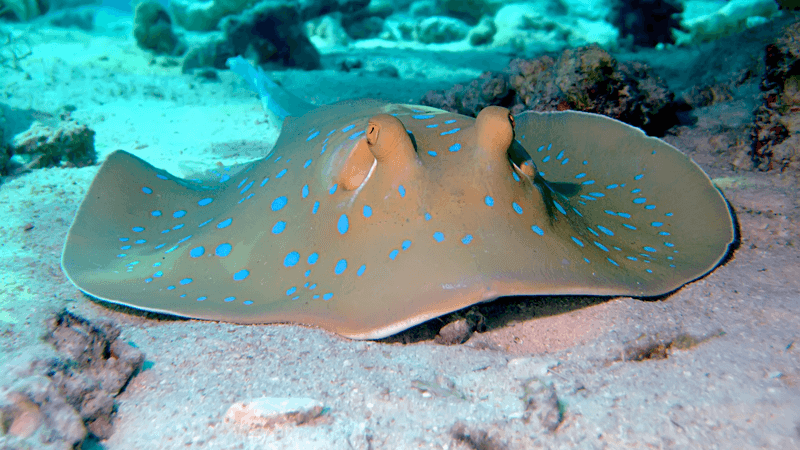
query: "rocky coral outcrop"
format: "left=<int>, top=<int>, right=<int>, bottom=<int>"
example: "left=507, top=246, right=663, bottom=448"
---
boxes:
left=421, top=45, right=677, bottom=136
left=750, top=20, right=800, bottom=172
left=0, top=311, right=145, bottom=449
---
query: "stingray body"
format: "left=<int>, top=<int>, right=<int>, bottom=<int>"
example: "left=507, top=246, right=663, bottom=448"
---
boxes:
left=62, top=94, right=734, bottom=339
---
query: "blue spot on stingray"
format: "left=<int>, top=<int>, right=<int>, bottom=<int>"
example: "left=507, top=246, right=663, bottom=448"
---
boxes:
left=144, top=278, right=152, bottom=283
left=428, top=150, right=437, bottom=157
left=309, top=284, right=317, bottom=290
left=237, top=178, right=247, bottom=189
left=349, top=130, right=365, bottom=140
left=512, top=202, right=523, bottom=214
left=190, top=246, right=204, bottom=258
left=271, top=196, right=287, bottom=211
left=173, top=224, right=185, bottom=231
left=634, top=174, right=644, bottom=180
left=276, top=169, right=287, bottom=178
left=426, top=124, right=438, bottom=128
left=513, top=172, right=520, bottom=182
left=645, top=205, right=656, bottom=210
left=531, top=225, right=544, bottom=236
left=646, top=269, right=653, bottom=273
left=556, top=150, right=564, bottom=159
left=643, top=246, right=658, bottom=252
left=135, top=239, right=146, bottom=244
left=198, top=218, right=213, bottom=228
left=142, top=187, right=153, bottom=194
left=597, top=225, right=614, bottom=236
left=334, top=259, right=347, bottom=275
left=618, top=212, right=632, bottom=219
left=590, top=192, right=605, bottom=198
left=606, top=184, right=618, bottom=189
left=659, top=231, right=671, bottom=236
left=302, top=184, right=309, bottom=198
left=132, top=226, right=145, bottom=232
left=561, top=158, right=569, bottom=165
left=260, top=177, right=269, bottom=187
left=449, top=143, right=461, bottom=152
left=440, top=128, right=460, bottom=135
left=216, top=243, right=232, bottom=257
left=329, top=184, right=338, bottom=195
left=224, top=296, right=235, bottom=302
left=154, top=244, right=165, bottom=250
left=198, top=198, right=213, bottom=206
left=651, top=222, right=663, bottom=227
left=626, top=256, right=638, bottom=261
left=461, top=234, right=473, bottom=245
left=272, top=221, right=286, bottom=234
left=180, top=278, right=192, bottom=285
left=398, top=185, right=406, bottom=197
left=120, top=245, right=131, bottom=250
left=444, top=119, right=457, bottom=124
left=342, top=124, right=355, bottom=132
left=575, top=173, right=586, bottom=179
left=402, top=239, right=411, bottom=250
left=304, top=270, right=311, bottom=277
left=217, top=218, right=232, bottom=229
left=389, top=249, right=399, bottom=260
left=604, top=210, right=617, bottom=216
left=304, top=159, right=312, bottom=168
left=284, top=252, right=300, bottom=267
left=594, top=241, right=610, bottom=252
left=623, top=224, right=637, bottom=230
left=233, top=269, right=249, bottom=281
left=363, top=205, right=372, bottom=218
left=308, top=253, right=319, bottom=264
left=425, top=213, right=432, bottom=221
left=177, top=235, right=192, bottom=244
left=571, top=237, right=584, bottom=247
left=156, top=174, right=168, bottom=180
left=119, top=237, right=129, bottom=242
left=607, top=258, right=620, bottom=266
left=220, top=174, right=230, bottom=183
left=433, top=232, right=445, bottom=242
left=543, top=155, right=551, bottom=162
left=587, top=227, right=599, bottom=237
left=582, top=180, right=595, bottom=185
left=323, top=293, right=333, bottom=301
left=665, top=212, right=674, bottom=217
left=151, top=210, right=162, bottom=217
left=413, top=114, right=435, bottom=119
left=631, top=188, right=642, bottom=194
left=664, top=242, right=675, bottom=247
left=312, top=201, right=320, bottom=214
left=337, top=214, right=349, bottom=234
left=485, top=196, right=494, bottom=207
left=173, top=210, right=186, bottom=218
left=633, top=198, right=647, bottom=204
left=306, top=131, right=320, bottom=141
left=554, top=202, right=567, bottom=216
left=357, top=265, right=366, bottom=276
left=241, top=181, right=254, bottom=194
left=243, top=300, right=253, bottom=305
left=197, top=296, right=207, bottom=302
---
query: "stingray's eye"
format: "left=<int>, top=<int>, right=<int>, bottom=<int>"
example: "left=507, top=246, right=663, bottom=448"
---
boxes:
left=367, top=122, right=380, bottom=146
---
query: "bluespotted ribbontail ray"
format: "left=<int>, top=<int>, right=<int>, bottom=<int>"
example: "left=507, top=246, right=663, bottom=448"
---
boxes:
left=61, top=59, right=735, bottom=339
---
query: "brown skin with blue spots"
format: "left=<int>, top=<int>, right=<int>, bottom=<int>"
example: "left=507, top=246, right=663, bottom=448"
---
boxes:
left=62, top=101, right=734, bottom=339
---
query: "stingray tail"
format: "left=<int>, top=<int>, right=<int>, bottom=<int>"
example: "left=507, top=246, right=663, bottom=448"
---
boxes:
left=226, top=56, right=315, bottom=120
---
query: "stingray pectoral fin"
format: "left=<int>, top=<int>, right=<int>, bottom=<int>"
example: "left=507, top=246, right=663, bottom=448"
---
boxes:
left=510, top=110, right=734, bottom=296
left=61, top=150, right=234, bottom=319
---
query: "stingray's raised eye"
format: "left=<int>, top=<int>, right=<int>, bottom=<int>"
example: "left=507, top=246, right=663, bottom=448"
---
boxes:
left=367, top=123, right=379, bottom=145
